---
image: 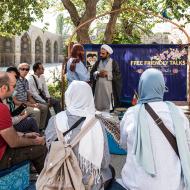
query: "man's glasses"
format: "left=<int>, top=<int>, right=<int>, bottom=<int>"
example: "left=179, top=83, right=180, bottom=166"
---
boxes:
left=19, top=68, right=29, bottom=71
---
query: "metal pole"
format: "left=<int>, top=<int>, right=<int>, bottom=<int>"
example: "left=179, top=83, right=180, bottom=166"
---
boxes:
left=61, top=56, right=67, bottom=110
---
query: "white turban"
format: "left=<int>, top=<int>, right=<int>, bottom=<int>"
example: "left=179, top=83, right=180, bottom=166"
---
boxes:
left=101, top=44, right=113, bottom=55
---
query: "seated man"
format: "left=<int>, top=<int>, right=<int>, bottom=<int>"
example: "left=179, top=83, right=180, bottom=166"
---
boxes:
left=27, top=62, right=61, bottom=115
left=13, top=63, right=48, bottom=130
left=0, top=71, right=47, bottom=174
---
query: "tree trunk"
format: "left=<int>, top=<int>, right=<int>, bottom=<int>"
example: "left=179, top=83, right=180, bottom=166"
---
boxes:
left=104, top=0, right=124, bottom=43
left=61, top=0, right=99, bottom=44
left=76, top=27, right=91, bottom=44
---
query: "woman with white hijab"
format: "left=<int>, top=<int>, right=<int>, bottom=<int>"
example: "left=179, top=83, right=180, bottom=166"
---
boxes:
left=45, top=80, right=112, bottom=189
left=113, top=68, right=190, bottom=190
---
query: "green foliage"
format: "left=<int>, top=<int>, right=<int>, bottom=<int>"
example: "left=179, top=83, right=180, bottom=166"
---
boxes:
left=0, top=0, right=49, bottom=36
left=48, top=82, right=62, bottom=100
left=54, top=0, right=190, bottom=44
left=95, top=0, right=190, bottom=44
left=56, top=14, right=64, bottom=36
left=112, top=5, right=156, bottom=44
left=47, top=66, right=67, bottom=100
left=56, top=13, right=74, bottom=38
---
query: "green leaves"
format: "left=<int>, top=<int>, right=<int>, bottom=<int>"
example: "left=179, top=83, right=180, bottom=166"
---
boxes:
left=0, top=0, right=49, bottom=36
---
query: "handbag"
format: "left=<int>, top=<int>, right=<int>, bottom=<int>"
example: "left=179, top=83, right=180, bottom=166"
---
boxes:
left=145, top=103, right=179, bottom=157
left=36, top=117, right=97, bottom=190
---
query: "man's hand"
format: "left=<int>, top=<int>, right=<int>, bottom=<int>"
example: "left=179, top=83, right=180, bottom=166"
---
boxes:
left=31, top=103, right=39, bottom=108
left=24, top=132, right=40, bottom=139
left=33, top=136, right=45, bottom=145
left=24, top=133, right=45, bottom=145
left=20, top=111, right=28, bottom=120
left=99, top=70, right=108, bottom=78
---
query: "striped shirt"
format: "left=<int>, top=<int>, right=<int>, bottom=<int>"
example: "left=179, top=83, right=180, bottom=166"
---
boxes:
left=14, top=77, right=29, bottom=102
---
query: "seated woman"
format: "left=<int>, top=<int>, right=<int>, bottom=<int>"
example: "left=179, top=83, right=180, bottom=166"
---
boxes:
left=45, top=80, right=112, bottom=189
left=112, top=68, right=190, bottom=190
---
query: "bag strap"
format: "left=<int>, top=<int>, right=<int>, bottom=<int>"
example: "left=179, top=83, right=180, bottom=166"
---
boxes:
left=32, top=75, right=39, bottom=90
left=144, top=103, right=179, bottom=157
left=55, top=117, right=86, bottom=141
left=63, top=117, right=86, bottom=137
left=70, top=117, right=97, bottom=148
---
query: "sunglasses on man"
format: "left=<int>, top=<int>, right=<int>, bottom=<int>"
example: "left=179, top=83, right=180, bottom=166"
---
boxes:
left=19, top=68, right=29, bottom=71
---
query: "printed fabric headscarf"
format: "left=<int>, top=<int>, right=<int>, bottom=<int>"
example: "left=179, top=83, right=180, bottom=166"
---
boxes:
left=55, top=80, right=104, bottom=183
left=133, top=68, right=190, bottom=188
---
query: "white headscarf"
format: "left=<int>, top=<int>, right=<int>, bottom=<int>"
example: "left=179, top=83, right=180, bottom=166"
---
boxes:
left=56, top=80, right=104, bottom=182
left=65, top=80, right=96, bottom=117
left=101, top=44, right=113, bottom=54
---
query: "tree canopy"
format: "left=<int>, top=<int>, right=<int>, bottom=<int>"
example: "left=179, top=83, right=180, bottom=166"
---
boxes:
left=0, top=0, right=49, bottom=36
left=0, top=0, right=189, bottom=44
left=58, top=0, right=190, bottom=44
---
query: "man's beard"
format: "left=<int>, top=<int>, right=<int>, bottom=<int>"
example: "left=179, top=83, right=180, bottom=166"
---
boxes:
left=100, top=56, right=107, bottom=61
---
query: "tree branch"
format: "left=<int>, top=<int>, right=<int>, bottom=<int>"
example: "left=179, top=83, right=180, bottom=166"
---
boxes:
left=81, top=0, right=99, bottom=24
left=61, top=0, right=80, bottom=26
left=104, top=0, right=124, bottom=43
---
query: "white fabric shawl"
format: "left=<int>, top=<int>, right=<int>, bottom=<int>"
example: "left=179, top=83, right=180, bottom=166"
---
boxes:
left=56, top=81, right=104, bottom=179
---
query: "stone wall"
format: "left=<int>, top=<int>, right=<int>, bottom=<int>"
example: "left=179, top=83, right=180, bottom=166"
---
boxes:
left=141, top=33, right=171, bottom=44
left=0, top=25, right=63, bottom=67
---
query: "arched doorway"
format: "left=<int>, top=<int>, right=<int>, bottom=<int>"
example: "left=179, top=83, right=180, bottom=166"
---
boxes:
left=20, top=33, right=31, bottom=64
left=0, top=37, right=15, bottom=67
left=46, top=39, right=51, bottom=63
left=35, top=36, right=43, bottom=63
left=54, top=41, right=58, bottom=62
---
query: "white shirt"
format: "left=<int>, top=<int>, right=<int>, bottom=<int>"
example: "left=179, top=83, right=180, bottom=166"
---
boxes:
left=39, top=74, right=50, bottom=98
left=120, top=102, right=190, bottom=190
left=27, top=74, right=50, bottom=103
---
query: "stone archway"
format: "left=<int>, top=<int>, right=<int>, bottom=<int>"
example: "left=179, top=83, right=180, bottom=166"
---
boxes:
left=0, top=37, right=15, bottom=67
left=54, top=41, right=58, bottom=63
left=20, top=33, right=31, bottom=64
left=46, top=39, right=51, bottom=63
left=35, top=36, right=43, bottom=63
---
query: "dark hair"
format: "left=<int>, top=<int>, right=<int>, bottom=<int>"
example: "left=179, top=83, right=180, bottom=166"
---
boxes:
left=6, top=66, right=20, bottom=78
left=70, top=58, right=80, bottom=72
left=0, top=72, right=9, bottom=88
left=33, top=62, right=42, bottom=72
left=71, top=44, right=84, bottom=61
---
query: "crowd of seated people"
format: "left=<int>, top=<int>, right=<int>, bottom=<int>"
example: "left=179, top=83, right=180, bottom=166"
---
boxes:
left=0, top=63, right=61, bottom=175
left=0, top=71, right=46, bottom=174
left=5, top=67, right=39, bottom=133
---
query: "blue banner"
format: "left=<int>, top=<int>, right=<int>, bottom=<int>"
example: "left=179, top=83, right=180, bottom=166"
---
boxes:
left=84, top=44, right=188, bottom=102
